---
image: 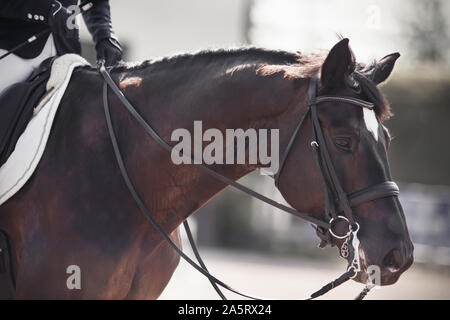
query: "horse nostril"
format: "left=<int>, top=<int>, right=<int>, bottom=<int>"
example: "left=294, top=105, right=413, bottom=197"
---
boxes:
left=382, top=248, right=404, bottom=273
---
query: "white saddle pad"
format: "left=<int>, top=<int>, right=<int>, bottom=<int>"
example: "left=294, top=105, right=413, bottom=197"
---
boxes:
left=0, top=54, right=89, bottom=206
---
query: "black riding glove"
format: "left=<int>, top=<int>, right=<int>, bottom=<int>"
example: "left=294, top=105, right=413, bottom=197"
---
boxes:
left=96, top=37, right=122, bottom=66
left=47, top=0, right=78, bottom=39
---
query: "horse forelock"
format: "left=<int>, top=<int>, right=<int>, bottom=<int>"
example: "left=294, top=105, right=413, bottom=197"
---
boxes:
left=354, top=65, right=392, bottom=122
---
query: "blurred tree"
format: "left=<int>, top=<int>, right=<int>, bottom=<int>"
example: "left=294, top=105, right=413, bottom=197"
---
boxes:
left=407, top=0, right=449, bottom=63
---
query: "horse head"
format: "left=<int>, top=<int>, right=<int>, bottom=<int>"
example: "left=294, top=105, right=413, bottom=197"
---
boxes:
left=277, top=39, right=414, bottom=286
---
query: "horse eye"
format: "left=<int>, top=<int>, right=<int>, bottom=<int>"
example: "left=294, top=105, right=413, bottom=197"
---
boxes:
left=334, top=137, right=352, bottom=150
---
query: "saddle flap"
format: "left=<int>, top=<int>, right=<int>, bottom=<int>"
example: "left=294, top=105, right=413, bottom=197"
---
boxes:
left=0, top=57, right=55, bottom=166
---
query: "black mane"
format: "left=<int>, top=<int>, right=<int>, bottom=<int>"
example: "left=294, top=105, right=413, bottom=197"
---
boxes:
left=86, top=46, right=391, bottom=120
left=110, top=47, right=300, bottom=73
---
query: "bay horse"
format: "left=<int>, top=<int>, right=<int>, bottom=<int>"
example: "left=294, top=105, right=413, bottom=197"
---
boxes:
left=0, top=38, right=413, bottom=299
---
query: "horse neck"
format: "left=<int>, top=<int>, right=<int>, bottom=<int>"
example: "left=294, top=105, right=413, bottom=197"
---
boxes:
left=113, top=62, right=308, bottom=234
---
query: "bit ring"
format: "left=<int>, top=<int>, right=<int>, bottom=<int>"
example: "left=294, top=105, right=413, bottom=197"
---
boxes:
left=328, top=216, right=352, bottom=239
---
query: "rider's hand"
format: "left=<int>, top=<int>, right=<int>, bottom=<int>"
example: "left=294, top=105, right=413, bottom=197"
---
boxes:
left=47, top=1, right=78, bottom=39
left=96, top=38, right=123, bottom=66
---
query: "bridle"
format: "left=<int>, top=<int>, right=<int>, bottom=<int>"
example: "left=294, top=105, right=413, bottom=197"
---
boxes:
left=98, top=62, right=400, bottom=299
left=274, top=73, right=400, bottom=263
left=272, top=73, right=401, bottom=294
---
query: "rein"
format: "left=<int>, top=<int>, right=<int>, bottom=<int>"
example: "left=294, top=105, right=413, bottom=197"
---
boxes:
left=98, top=62, right=399, bottom=299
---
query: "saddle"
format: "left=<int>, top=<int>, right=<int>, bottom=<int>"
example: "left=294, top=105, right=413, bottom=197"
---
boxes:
left=0, top=57, right=55, bottom=167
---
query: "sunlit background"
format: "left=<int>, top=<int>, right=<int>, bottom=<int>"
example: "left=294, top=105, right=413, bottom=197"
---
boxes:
left=80, top=0, right=450, bottom=299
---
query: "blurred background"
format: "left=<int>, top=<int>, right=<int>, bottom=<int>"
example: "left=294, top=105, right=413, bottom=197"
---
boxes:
left=80, top=0, right=450, bottom=299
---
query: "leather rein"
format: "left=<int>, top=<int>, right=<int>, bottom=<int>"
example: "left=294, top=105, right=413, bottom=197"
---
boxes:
left=98, top=62, right=399, bottom=299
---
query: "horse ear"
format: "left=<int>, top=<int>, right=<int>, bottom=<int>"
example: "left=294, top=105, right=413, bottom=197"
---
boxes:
left=371, top=52, right=400, bottom=85
left=320, top=38, right=355, bottom=90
